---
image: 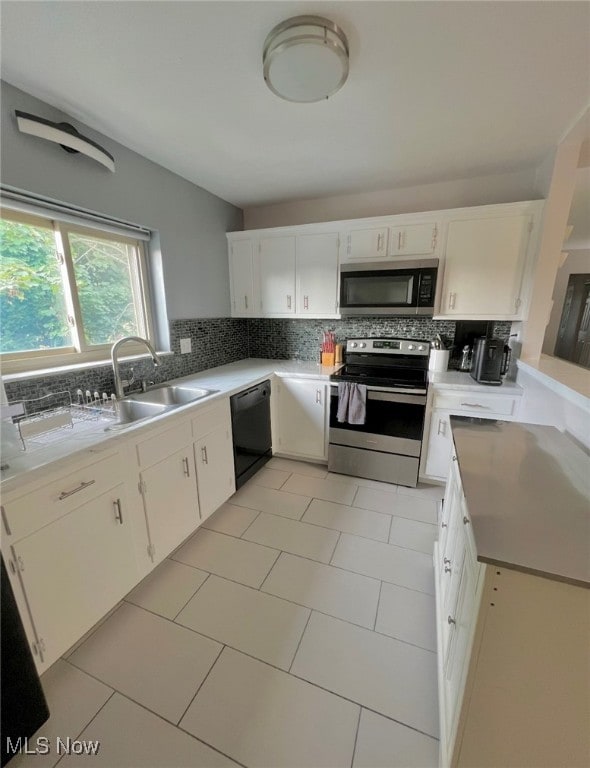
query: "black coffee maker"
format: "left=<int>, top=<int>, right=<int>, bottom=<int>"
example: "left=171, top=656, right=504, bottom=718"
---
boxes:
left=470, top=337, right=511, bottom=385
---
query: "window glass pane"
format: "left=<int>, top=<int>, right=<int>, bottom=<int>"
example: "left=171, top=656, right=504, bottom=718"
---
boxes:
left=0, top=217, right=71, bottom=353
left=68, top=232, right=143, bottom=346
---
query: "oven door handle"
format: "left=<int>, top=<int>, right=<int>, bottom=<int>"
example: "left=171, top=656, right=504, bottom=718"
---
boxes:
left=330, top=384, right=426, bottom=406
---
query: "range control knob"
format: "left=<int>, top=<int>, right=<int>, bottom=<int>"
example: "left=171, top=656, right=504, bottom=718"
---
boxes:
left=350, top=342, right=358, bottom=348
left=418, top=345, right=426, bottom=351
left=408, top=344, right=415, bottom=350
left=359, top=342, right=366, bottom=348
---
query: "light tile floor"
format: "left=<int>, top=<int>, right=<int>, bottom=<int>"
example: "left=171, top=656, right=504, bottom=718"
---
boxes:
left=14, top=460, right=443, bottom=768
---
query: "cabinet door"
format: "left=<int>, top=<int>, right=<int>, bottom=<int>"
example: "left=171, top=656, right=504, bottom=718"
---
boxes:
left=440, top=214, right=531, bottom=318
left=140, top=446, right=200, bottom=564
left=276, top=379, right=327, bottom=460
left=194, top=425, right=236, bottom=521
left=425, top=409, right=453, bottom=480
left=11, top=484, right=138, bottom=671
left=389, top=223, right=438, bottom=257
left=229, top=239, right=257, bottom=316
left=345, top=227, right=388, bottom=261
left=296, top=233, right=339, bottom=316
left=259, top=236, right=296, bottom=315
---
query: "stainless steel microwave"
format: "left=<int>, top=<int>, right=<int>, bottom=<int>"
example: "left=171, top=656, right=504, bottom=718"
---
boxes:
left=339, top=258, right=438, bottom=316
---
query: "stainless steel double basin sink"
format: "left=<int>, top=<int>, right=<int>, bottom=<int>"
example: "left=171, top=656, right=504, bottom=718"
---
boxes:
left=107, top=385, right=218, bottom=430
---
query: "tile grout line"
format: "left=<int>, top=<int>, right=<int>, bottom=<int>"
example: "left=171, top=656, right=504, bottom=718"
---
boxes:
left=238, top=509, right=264, bottom=539
left=328, top=530, right=342, bottom=564
left=387, top=512, right=394, bottom=544
left=170, top=572, right=212, bottom=622
left=373, top=580, right=384, bottom=631
left=288, top=609, right=313, bottom=673
left=52, top=689, right=117, bottom=768
left=175, top=643, right=226, bottom=726
left=258, top=549, right=284, bottom=592
left=350, top=705, right=363, bottom=768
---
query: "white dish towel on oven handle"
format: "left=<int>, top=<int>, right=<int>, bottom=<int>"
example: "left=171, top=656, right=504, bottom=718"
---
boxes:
left=336, top=382, right=367, bottom=425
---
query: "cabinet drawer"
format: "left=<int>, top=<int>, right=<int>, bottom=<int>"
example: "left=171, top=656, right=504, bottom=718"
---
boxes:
left=3, top=452, right=123, bottom=542
left=136, top=420, right=193, bottom=468
left=192, top=398, right=231, bottom=441
left=433, top=391, right=518, bottom=417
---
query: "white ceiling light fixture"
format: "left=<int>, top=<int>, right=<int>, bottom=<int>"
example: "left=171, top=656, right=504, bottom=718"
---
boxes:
left=263, top=15, right=349, bottom=103
left=15, top=111, right=115, bottom=172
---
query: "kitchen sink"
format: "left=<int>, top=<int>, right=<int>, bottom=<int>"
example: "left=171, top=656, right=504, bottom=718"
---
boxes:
left=127, top=385, right=218, bottom=406
left=105, top=385, right=218, bottom=430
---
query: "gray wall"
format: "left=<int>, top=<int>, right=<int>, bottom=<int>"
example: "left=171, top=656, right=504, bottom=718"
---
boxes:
left=0, top=81, right=242, bottom=320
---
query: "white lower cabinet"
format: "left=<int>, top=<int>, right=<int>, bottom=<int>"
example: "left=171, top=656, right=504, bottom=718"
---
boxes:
left=275, top=378, right=328, bottom=460
left=139, top=445, right=200, bottom=565
left=7, top=483, right=139, bottom=673
left=435, top=449, right=589, bottom=768
left=192, top=399, right=235, bottom=521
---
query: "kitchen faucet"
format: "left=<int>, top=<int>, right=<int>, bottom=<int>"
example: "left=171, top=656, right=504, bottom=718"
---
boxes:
left=111, top=336, right=162, bottom=399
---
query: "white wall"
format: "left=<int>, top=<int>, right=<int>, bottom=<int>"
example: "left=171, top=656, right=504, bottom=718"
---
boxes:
left=243, top=168, right=539, bottom=229
left=542, top=249, right=590, bottom=354
left=0, top=81, right=243, bottom=321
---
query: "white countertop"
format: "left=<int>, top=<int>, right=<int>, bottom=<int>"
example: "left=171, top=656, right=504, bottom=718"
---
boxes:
left=428, top=369, right=523, bottom=394
left=451, top=416, right=590, bottom=588
left=1, top=359, right=340, bottom=491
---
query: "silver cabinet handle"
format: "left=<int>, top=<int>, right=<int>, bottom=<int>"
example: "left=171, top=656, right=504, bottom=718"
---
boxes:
left=59, top=479, right=95, bottom=501
left=444, top=557, right=451, bottom=564
left=304, top=295, right=309, bottom=310
left=448, top=292, right=456, bottom=310
left=113, top=498, right=123, bottom=524
left=437, top=419, right=447, bottom=436
left=397, top=231, right=402, bottom=250
left=461, top=402, right=488, bottom=409
left=201, top=446, right=208, bottom=465
left=448, top=616, right=456, bottom=625
left=316, top=389, right=322, bottom=404
left=463, top=516, right=471, bottom=525
left=1, top=505, right=11, bottom=536
left=183, top=456, right=191, bottom=477
left=244, top=295, right=248, bottom=310
left=377, top=233, right=383, bottom=251
left=287, top=295, right=292, bottom=309
left=444, top=566, right=452, bottom=573
left=441, top=522, right=448, bottom=529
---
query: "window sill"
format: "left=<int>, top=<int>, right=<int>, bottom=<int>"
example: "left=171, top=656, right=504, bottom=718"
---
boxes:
left=2, top=351, right=174, bottom=383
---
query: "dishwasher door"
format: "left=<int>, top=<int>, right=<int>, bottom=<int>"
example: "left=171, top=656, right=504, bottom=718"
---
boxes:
left=230, top=380, right=272, bottom=488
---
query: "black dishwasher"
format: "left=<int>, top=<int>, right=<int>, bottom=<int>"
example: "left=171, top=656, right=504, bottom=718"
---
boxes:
left=230, top=380, right=272, bottom=489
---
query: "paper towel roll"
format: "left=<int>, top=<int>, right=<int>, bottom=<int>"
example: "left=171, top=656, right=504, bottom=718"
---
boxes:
left=429, top=349, right=449, bottom=372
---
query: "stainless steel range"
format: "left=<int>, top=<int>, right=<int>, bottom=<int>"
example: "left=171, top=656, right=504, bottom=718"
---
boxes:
left=328, top=338, right=430, bottom=487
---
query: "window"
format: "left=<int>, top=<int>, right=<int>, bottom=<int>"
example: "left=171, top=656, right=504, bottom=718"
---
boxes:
left=0, top=207, right=154, bottom=372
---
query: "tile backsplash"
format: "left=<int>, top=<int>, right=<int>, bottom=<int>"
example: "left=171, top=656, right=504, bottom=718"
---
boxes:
left=4, top=316, right=511, bottom=403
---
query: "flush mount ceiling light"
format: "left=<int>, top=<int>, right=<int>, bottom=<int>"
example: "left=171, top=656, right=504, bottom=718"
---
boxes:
left=15, top=111, right=115, bottom=172
left=263, top=15, right=349, bottom=103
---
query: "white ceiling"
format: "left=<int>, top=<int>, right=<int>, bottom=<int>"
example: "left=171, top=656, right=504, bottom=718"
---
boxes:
left=1, top=1, right=589, bottom=209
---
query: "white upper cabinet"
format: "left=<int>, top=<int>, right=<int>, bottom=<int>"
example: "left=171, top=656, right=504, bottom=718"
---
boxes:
left=259, top=235, right=296, bottom=315
left=437, top=213, right=533, bottom=319
left=388, top=222, right=438, bottom=257
left=296, top=232, right=340, bottom=316
left=229, top=238, right=257, bottom=316
left=343, top=226, right=388, bottom=261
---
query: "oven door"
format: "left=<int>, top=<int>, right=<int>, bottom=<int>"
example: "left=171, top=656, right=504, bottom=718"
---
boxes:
left=329, top=385, right=427, bottom=457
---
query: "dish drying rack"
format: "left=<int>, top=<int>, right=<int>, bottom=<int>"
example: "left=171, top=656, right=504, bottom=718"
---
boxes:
left=13, top=390, right=118, bottom=450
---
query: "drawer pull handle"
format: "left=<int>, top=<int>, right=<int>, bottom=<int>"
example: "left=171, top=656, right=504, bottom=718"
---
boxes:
left=59, top=479, right=95, bottom=500
left=461, top=402, right=488, bottom=409
left=201, top=447, right=208, bottom=465
left=244, top=295, right=248, bottom=310
left=287, top=295, right=292, bottom=309
left=1, top=505, right=12, bottom=536
left=113, top=498, right=123, bottom=524
left=444, top=566, right=452, bottom=573
left=183, top=456, right=191, bottom=476
left=304, top=295, right=309, bottom=310
left=447, top=616, right=456, bottom=625
left=463, top=516, right=471, bottom=525
left=444, top=557, right=451, bottom=564
left=437, top=419, right=447, bottom=436
left=441, top=522, right=448, bottom=528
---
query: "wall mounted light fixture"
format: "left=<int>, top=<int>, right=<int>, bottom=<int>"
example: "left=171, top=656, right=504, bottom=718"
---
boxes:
left=15, top=110, right=115, bottom=172
left=263, top=16, right=349, bottom=103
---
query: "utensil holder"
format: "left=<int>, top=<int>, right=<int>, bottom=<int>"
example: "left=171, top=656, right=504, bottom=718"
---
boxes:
left=429, top=349, right=449, bottom=372
left=321, top=352, right=335, bottom=366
